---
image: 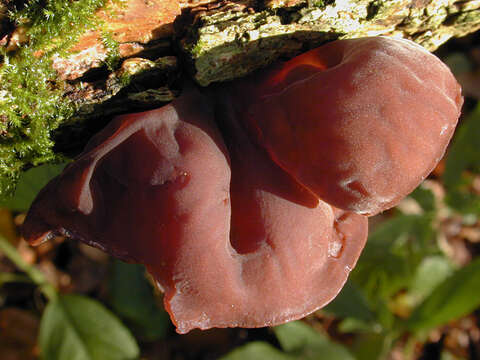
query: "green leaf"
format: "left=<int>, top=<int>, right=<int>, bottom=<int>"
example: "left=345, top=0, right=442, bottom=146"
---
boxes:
left=409, top=186, right=436, bottom=213
left=408, top=257, right=480, bottom=332
left=220, top=342, right=292, bottom=360
left=274, top=321, right=355, bottom=360
left=324, top=281, right=374, bottom=322
left=351, top=333, right=388, bottom=360
left=443, top=103, right=480, bottom=215
left=108, top=260, right=169, bottom=340
left=337, top=318, right=377, bottom=333
left=352, top=214, right=435, bottom=303
left=221, top=322, right=354, bottom=360
left=39, top=294, right=139, bottom=360
left=407, top=256, right=454, bottom=307
left=444, top=103, right=480, bottom=188
left=445, top=189, right=480, bottom=216
left=0, top=162, right=67, bottom=211
left=441, top=350, right=467, bottom=360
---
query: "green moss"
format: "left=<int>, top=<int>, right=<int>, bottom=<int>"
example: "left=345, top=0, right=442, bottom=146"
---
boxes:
left=101, top=32, right=121, bottom=71
left=0, top=0, right=112, bottom=199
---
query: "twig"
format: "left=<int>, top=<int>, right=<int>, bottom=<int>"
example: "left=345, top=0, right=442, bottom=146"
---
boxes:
left=0, top=235, right=58, bottom=301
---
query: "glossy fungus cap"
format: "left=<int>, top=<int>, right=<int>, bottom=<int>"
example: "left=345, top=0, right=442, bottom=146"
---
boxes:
left=22, top=36, right=462, bottom=333
left=230, top=37, right=463, bottom=215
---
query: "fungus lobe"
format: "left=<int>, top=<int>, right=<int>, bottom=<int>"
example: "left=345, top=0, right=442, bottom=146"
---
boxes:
left=226, top=37, right=463, bottom=216
left=22, top=37, right=462, bottom=333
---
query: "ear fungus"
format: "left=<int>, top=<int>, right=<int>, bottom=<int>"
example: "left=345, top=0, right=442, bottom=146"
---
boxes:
left=22, top=86, right=367, bottom=333
left=227, top=36, right=463, bottom=215
left=22, top=37, right=462, bottom=333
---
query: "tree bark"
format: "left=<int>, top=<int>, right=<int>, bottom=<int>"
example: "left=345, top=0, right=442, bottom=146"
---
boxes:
left=0, top=0, right=479, bottom=195
left=29, top=0, right=480, bottom=125
left=180, top=0, right=480, bottom=85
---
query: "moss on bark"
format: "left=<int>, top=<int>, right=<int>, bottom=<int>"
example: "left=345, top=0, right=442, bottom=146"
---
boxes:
left=0, top=0, right=479, bottom=198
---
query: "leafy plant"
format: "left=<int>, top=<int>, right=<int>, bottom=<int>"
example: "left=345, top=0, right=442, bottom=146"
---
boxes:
left=221, top=321, right=354, bottom=360
left=108, top=261, right=170, bottom=340
left=0, top=162, right=67, bottom=211
left=0, top=163, right=140, bottom=359
left=0, top=234, right=140, bottom=360
left=40, top=295, right=139, bottom=360
left=407, top=257, right=480, bottom=333
left=443, top=103, right=480, bottom=215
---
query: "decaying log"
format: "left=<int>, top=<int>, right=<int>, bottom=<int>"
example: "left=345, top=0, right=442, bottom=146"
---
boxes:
left=180, top=0, right=480, bottom=85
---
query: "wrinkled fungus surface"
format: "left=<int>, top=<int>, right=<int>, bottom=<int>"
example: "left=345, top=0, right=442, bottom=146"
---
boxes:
left=22, top=37, right=462, bottom=333
left=228, top=37, right=463, bottom=215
